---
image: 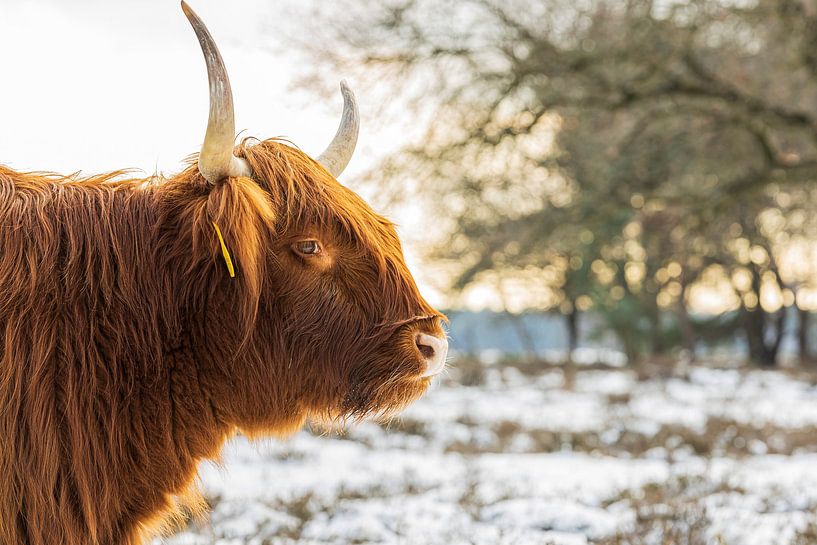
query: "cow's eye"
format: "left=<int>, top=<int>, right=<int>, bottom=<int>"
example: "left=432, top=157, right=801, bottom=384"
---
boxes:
left=293, top=240, right=322, bottom=256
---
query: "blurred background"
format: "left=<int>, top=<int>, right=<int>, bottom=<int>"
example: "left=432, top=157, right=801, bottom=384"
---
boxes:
left=5, top=1, right=817, bottom=544
left=299, top=0, right=817, bottom=369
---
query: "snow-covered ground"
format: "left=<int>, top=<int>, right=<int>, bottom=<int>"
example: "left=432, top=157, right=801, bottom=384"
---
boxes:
left=159, top=360, right=817, bottom=545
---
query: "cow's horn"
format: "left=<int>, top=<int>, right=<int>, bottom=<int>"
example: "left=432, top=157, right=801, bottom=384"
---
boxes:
left=182, top=1, right=251, bottom=184
left=316, top=81, right=360, bottom=178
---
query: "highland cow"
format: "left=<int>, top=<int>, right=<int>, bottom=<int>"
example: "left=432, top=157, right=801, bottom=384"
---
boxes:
left=0, top=3, right=448, bottom=544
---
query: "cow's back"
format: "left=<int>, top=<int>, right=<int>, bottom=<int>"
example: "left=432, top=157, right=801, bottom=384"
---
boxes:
left=0, top=167, right=176, bottom=545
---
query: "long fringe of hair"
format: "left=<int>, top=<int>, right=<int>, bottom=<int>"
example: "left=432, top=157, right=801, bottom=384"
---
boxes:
left=0, top=138, right=439, bottom=545
left=0, top=140, right=307, bottom=544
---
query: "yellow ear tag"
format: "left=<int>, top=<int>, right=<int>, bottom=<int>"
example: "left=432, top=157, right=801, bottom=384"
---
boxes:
left=212, top=221, right=235, bottom=278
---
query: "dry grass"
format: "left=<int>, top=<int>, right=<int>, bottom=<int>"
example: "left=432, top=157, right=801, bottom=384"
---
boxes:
left=437, top=416, right=817, bottom=459
left=596, top=476, right=741, bottom=545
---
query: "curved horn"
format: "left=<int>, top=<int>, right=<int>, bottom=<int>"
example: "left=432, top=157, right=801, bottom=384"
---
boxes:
left=317, top=81, right=360, bottom=178
left=182, top=1, right=251, bottom=184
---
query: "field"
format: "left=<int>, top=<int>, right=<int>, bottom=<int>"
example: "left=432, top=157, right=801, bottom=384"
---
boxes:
left=161, top=356, right=817, bottom=545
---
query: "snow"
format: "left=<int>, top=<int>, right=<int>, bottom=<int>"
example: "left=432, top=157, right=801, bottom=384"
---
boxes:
left=156, top=364, right=817, bottom=544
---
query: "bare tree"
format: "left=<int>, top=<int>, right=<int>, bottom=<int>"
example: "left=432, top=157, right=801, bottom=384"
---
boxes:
left=297, top=0, right=817, bottom=365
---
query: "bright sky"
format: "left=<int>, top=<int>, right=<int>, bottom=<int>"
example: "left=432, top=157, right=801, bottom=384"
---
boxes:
left=0, top=0, right=448, bottom=308
left=0, top=0, right=362, bottom=175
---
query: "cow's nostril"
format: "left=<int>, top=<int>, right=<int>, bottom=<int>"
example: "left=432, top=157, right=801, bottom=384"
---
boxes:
left=415, top=333, right=449, bottom=378
left=416, top=338, right=435, bottom=359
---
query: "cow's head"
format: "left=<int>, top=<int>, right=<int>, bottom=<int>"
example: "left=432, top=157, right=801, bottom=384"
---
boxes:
left=179, top=2, right=447, bottom=432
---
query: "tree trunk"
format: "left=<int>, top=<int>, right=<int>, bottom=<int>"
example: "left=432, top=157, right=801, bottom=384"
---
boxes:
left=676, top=278, right=697, bottom=361
left=565, top=306, right=579, bottom=356
left=563, top=306, right=578, bottom=389
left=798, top=306, right=814, bottom=365
left=742, top=305, right=765, bottom=365
left=769, top=305, right=786, bottom=367
left=742, top=306, right=786, bottom=367
left=740, top=266, right=782, bottom=367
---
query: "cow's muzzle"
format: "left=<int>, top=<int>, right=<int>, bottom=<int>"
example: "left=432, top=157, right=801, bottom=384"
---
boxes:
left=416, top=332, right=449, bottom=377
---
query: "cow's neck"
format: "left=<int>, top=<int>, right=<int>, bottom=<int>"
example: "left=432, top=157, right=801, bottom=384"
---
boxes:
left=113, top=341, right=234, bottom=543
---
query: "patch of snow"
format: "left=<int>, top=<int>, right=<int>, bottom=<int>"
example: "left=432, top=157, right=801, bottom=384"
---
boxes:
left=157, top=364, right=817, bottom=545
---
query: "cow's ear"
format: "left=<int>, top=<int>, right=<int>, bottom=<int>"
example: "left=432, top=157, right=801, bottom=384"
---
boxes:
left=205, top=176, right=275, bottom=291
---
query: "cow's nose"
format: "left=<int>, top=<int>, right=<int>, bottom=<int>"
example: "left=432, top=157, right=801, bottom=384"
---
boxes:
left=416, top=333, right=449, bottom=377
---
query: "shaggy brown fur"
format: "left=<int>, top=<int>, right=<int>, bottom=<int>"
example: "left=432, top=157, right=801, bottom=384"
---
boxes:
left=0, top=138, right=444, bottom=544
